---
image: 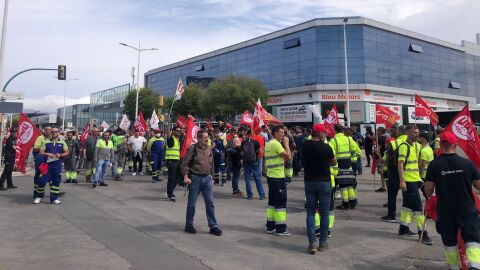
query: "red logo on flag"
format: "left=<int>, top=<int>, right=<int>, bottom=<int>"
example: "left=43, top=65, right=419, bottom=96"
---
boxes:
left=15, top=113, right=41, bottom=174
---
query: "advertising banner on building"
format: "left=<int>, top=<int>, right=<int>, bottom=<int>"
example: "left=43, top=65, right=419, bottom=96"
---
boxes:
left=276, top=104, right=312, bottom=123
left=407, top=107, right=430, bottom=124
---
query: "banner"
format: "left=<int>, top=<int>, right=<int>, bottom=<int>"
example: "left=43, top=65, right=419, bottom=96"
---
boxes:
left=174, top=78, right=185, bottom=101
left=324, top=104, right=338, bottom=138
left=180, top=115, right=200, bottom=158
left=309, top=104, right=322, bottom=120
left=253, top=99, right=282, bottom=134
left=134, top=112, right=148, bottom=136
left=150, top=109, right=160, bottom=129
left=415, top=94, right=439, bottom=127
left=376, top=104, right=400, bottom=130
left=277, top=104, right=312, bottom=123
left=119, top=114, right=131, bottom=131
left=176, top=115, right=187, bottom=129
left=15, top=113, right=41, bottom=174
left=443, top=106, right=480, bottom=169
left=80, top=122, right=90, bottom=144
left=100, top=121, right=109, bottom=132
left=240, top=111, right=253, bottom=127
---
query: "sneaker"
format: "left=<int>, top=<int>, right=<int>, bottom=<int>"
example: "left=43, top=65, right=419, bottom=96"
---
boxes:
left=52, top=199, right=61, bottom=205
left=375, top=187, right=386, bottom=192
left=328, top=230, right=332, bottom=238
left=209, top=227, right=223, bottom=236
left=0, top=186, right=6, bottom=191
left=184, top=226, right=197, bottom=234
left=132, top=172, right=137, bottom=176
left=307, top=243, right=317, bottom=254
left=91, top=184, right=97, bottom=189
left=380, top=215, right=397, bottom=223
left=246, top=196, right=253, bottom=200
left=7, top=185, right=17, bottom=189
left=139, top=172, right=144, bottom=176
left=266, top=229, right=274, bottom=234
left=168, top=197, right=176, bottom=203
left=259, top=196, right=266, bottom=200
left=420, top=231, right=434, bottom=245
left=365, top=164, right=371, bottom=167
left=152, top=179, right=156, bottom=183
left=33, top=197, right=41, bottom=204
left=221, top=183, right=227, bottom=187
left=315, top=229, right=321, bottom=237
left=274, top=231, right=292, bottom=236
left=99, top=183, right=108, bottom=187
left=398, top=226, right=417, bottom=237
left=318, top=242, right=329, bottom=252
left=336, top=204, right=350, bottom=210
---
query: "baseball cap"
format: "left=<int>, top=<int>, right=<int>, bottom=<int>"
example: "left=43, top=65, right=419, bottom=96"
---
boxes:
left=440, top=131, right=457, bottom=144
left=312, top=124, right=327, bottom=133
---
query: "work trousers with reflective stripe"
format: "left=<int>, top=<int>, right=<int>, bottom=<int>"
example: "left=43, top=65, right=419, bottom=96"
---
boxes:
left=33, top=152, right=45, bottom=196
left=115, top=148, right=127, bottom=176
left=150, top=152, right=163, bottom=180
left=436, top=214, right=480, bottom=270
left=339, top=184, right=357, bottom=208
left=214, top=156, right=227, bottom=184
left=34, top=161, right=62, bottom=202
left=266, top=177, right=287, bottom=233
left=400, top=181, right=424, bottom=230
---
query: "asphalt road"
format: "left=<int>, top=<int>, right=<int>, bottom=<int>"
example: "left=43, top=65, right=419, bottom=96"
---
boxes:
left=0, top=164, right=447, bottom=270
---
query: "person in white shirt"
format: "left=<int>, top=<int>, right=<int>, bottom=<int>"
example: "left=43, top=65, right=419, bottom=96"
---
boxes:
left=127, top=131, right=147, bottom=176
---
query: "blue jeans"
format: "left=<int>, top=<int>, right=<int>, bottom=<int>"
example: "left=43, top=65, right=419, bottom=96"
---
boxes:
left=94, top=159, right=110, bottom=184
left=186, top=175, right=218, bottom=229
left=244, top=161, right=265, bottom=198
left=305, top=181, right=331, bottom=244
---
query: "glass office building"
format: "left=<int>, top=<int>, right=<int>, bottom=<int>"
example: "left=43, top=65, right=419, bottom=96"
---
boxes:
left=89, top=84, right=131, bottom=127
left=57, top=104, right=90, bottom=130
left=145, top=17, right=480, bottom=125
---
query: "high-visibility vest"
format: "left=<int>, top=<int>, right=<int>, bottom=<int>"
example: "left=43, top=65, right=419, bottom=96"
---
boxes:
left=348, top=136, right=360, bottom=163
left=398, top=141, right=421, bottom=182
left=165, top=136, right=180, bottom=160
left=330, top=133, right=355, bottom=185
left=419, top=145, right=434, bottom=179
left=96, top=139, right=114, bottom=149
left=325, top=138, right=338, bottom=188
left=264, top=139, right=285, bottom=178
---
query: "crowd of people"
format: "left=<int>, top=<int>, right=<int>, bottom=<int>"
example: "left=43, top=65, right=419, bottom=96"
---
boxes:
left=2, top=120, right=480, bottom=268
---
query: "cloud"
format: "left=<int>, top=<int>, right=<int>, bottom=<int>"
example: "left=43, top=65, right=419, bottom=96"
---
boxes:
left=3, top=0, right=479, bottom=113
left=23, top=95, right=90, bottom=113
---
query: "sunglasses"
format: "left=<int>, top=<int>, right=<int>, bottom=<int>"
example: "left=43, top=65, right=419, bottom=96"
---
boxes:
left=52, top=131, right=59, bottom=133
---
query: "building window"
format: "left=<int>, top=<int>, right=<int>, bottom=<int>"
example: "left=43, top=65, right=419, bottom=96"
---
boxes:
left=283, top=38, right=301, bottom=49
left=448, top=81, right=461, bottom=89
left=408, top=44, right=423, bottom=53
left=195, top=65, right=205, bottom=71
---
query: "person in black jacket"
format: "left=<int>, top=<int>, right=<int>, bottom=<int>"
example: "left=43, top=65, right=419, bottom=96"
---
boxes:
left=0, top=129, right=18, bottom=190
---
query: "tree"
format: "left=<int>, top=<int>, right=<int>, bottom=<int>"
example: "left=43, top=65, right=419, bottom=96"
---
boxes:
left=164, top=84, right=205, bottom=118
left=123, top=88, right=161, bottom=120
left=200, top=75, right=268, bottom=119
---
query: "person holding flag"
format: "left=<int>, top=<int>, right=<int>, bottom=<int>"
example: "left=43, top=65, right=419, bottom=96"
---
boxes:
left=424, top=132, right=480, bottom=269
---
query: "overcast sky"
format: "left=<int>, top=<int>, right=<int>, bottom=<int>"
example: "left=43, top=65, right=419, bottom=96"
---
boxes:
left=2, top=0, right=479, bottom=112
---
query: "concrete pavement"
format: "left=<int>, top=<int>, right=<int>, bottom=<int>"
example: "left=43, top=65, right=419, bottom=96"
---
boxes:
left=0, top=165, right=447, bottom=270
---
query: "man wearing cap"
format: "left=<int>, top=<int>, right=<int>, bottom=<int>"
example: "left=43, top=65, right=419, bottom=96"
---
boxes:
left=0, top=129, right=17, bottom=190
left=425, top=132, right=480, bottom=269
left=302, top=124, right=336, bottom=253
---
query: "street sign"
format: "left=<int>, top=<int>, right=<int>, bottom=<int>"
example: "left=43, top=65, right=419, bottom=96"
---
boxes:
left=0, top=102, right=23, bottom=113
left=0, top=91, right=24, bottom=100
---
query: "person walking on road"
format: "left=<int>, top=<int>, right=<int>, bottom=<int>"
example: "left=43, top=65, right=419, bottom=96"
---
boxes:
left=165, top=126, right=182, bottom=202
left=396, top=125, right=433, bottom=245
left=127, top=131, right=147, bottom=176
left=241, top=129, right=265, bottom=200
left=35, top=127, right=69, bottom=204
left=113, top=129, right=128, bottom=181
left=265, top=125, right=291, bottom=236
left=93, top=131, right=114, bottom=188
left=424, top=132, right=480, bottom=269
left=302, top=124, right=337, bottom=253
left=33, top=126, right=51, bottom=194
left=83, top=128, right=99, bottom=183
left=181, top=129, right=222, bottom=236
left=147, top=129, right=165, bottom=183
left=0, top=129, right=17, bottom=190
left=64, top=131, right=80, bottom=184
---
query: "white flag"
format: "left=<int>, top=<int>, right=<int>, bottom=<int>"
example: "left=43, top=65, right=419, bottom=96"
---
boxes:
left=150, top=109, right=160, bottom=129
left=100, top=121, right=109, bottom=132
left=119, top=114, right=131, bottom=131
left=308, top=105, right=322, bottom=120
left=174, top=78, right=185, bottom=101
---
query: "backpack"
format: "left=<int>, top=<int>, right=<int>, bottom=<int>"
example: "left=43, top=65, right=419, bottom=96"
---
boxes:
left=226, top=137, right=239, bottom=157
left=241, top=138, right=257, bottom=164
left=387, top=141, right=411, bottom=179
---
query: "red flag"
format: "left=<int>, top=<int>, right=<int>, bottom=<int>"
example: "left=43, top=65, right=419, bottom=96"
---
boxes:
left=324, top=105, right=338, bottom=138
left=205, top=118, right=212, bottom=129
left=415, top=94, right=439, bottom=127
left=180, top=115, right=200, bottom=158
left=376, top=104, right=400, bottom=130
left=240, top=111, right=253, bottom=127
left=443, top=106, right=480, bottom=169
left=176, top=115, right=187, bottom=129
left=80, top=122, right=90, bottom=144
left=15, top=113, right=41, bottom=174
left=371, top=151, right=377, bottom=175
left=134, top=112, right=148, bottom=136
left=254, top=99, right=282, bottom=126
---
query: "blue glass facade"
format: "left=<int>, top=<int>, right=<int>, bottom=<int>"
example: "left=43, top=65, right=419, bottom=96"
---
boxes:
left=146, top=21, right=479, bottom=102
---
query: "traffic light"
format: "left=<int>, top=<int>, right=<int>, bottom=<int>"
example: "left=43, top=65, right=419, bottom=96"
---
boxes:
left=159, top=95, right=164, bottom=107
left=58, top=65, right=66, bottom=80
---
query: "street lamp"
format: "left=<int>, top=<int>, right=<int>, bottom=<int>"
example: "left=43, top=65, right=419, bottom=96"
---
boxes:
left=55, top=77, right=79, bottom=131
left=119, top=42, right=158, bottom=118
left=343, top=17, right=350, bottom=127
